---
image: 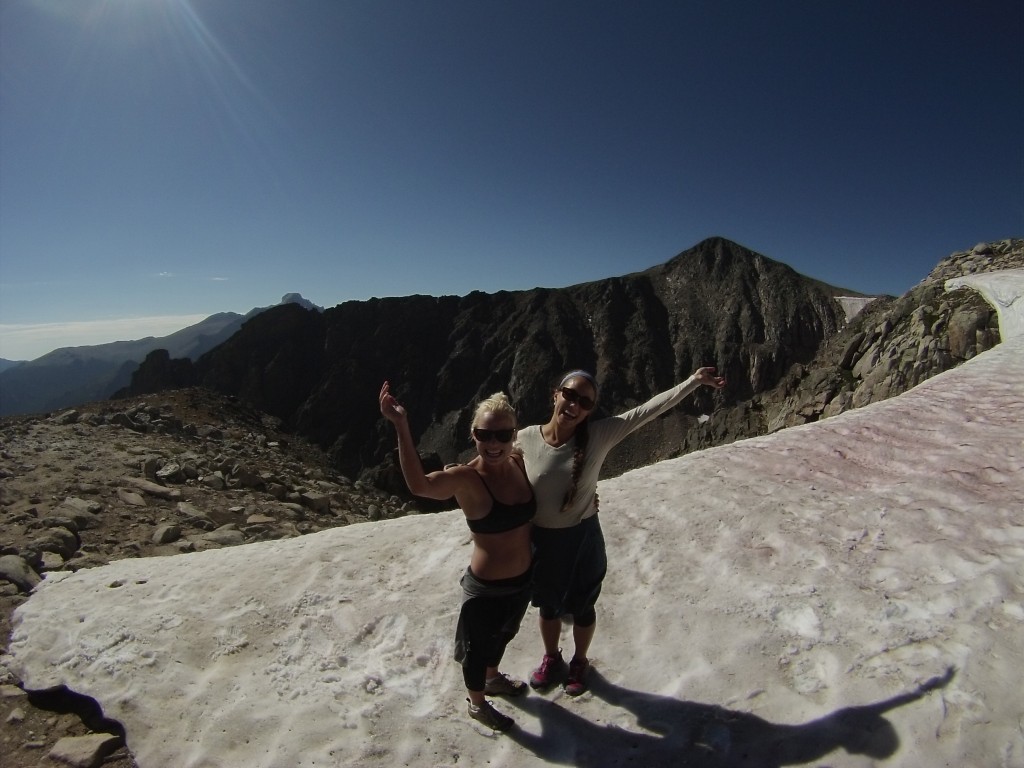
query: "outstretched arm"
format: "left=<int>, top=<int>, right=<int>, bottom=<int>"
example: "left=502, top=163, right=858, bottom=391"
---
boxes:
left=379, top=381, right=462, bottom=501
left=590, top=366, right=727, bottom=448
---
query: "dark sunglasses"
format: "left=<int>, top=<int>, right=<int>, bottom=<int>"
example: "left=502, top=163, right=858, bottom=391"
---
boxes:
left=472, top=427, right=515, bottom=443
left=559, top=387, right=596, bottom=410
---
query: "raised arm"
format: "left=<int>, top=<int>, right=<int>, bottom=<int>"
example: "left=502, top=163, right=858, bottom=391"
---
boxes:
left=692, top=366, right=726, bottom=389
left=379, top=381, right=463, bottom=501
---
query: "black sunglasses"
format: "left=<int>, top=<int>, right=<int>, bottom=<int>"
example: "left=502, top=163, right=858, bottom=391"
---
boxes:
left=559, top=387, right=596, bottom=410
left=472, top=427, right=515, bottom=443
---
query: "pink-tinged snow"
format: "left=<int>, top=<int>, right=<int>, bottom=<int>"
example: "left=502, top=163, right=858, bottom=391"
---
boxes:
left=4, top=272, right=1023, bottom=768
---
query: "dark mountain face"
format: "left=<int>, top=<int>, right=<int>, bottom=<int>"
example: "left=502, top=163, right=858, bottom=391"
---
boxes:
left=0, top=313, right=250, bottom=417
left=0, top=297, right=316, bottom=418
left=121, top=238, right=850, bottom=484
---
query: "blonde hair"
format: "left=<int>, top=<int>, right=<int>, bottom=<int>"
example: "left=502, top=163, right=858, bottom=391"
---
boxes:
left=472, top=392, right=517, bottom=428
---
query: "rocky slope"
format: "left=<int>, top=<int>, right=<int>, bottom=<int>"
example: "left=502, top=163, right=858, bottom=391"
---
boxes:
left=740, top=238, right=1020, bottom=432
left=0, top=389, right=407, bottom=767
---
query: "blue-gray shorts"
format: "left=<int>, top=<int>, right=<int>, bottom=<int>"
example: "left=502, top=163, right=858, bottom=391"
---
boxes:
left=531, top=514, right=607, bottom=625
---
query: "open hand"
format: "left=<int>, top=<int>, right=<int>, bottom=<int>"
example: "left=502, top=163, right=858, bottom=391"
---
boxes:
left=379, top=381, right=408, bottom=424
left=694, top=367, right=726, bottom=389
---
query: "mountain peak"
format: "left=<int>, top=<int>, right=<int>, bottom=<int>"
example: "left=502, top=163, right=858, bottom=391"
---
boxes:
left=279, top=293, right=323, bottom=312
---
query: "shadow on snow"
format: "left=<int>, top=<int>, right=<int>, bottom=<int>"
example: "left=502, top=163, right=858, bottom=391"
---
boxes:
left=506, top=666, right=955, bottom=767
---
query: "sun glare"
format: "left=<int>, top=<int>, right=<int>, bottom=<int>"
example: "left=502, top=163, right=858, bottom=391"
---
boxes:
left=30, top=0, right=283, bottom=182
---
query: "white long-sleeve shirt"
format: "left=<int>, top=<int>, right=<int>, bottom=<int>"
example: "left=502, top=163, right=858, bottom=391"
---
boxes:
left=517, top=375, right=702, bottom=529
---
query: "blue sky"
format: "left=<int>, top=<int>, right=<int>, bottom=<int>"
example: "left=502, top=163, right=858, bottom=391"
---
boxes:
left=1, top=0, right=1021, bottom=361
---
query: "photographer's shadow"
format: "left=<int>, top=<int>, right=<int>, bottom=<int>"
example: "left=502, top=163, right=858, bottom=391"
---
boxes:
left=507, top=666, right=954, bottom=767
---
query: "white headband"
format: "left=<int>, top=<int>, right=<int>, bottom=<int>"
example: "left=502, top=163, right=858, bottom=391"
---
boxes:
left=559, top=369, right=599, bottom=394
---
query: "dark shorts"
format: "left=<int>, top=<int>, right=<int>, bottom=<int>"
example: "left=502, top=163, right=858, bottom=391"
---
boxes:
left=531, top=514, right=607, bottom=622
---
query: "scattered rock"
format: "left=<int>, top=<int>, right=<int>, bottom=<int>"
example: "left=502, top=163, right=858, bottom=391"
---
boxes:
left=151, top=524, right=181, bottom=544
left=48, top=732, right=122, bottom=768
left=0, top=555, right=41, bottom=593
left=200, top=528, right=246, bottom=547
left=122, top=478, right=181, bottom=501
left=115, top=489, right=147, bottom=507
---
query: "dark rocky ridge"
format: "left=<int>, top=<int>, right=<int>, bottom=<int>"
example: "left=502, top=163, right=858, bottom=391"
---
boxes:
left=119, top=238, right=858, bottom=495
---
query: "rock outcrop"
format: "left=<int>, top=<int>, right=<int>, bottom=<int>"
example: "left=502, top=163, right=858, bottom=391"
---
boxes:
left=725, top=239, right=1021, bottom=440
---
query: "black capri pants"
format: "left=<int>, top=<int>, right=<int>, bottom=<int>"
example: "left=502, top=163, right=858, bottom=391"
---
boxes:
left=454, top=567, right=532, bottom=691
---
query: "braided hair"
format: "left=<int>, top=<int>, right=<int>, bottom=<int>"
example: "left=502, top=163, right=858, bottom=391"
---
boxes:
left=561, top=415, right=594, bottom=512
left=557, top=369, right=599, bottom=513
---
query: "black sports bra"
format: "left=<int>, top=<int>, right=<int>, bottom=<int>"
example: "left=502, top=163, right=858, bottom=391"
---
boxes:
left=465, top=462, right=536, bottom=535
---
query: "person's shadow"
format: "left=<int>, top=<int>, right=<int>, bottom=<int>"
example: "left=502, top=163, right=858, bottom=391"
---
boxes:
left=506, top=667, right=954, bottom=767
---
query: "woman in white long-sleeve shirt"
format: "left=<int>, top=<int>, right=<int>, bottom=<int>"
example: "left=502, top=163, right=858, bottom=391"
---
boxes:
left=517, top=366, right=725, bottom=696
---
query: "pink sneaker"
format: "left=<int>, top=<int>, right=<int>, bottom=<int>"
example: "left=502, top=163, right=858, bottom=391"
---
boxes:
left=564, top=657, right=590, bottom=697
left=529, top=650, right=568, bottom=690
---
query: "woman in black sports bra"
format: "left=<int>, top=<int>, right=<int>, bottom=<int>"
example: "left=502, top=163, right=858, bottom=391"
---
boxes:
left=379, top=382, right=535, bottom=733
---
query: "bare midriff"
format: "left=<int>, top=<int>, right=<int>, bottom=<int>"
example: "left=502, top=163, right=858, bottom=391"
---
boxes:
left=469, top=523, right=533, bottom=581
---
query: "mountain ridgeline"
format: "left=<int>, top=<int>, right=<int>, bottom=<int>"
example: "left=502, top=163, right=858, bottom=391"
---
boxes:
left=118, top=238, right=856, bottom=484
left=0, top=313, right=250, bottom=417
left=0, top=295, right=323, bottom=417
